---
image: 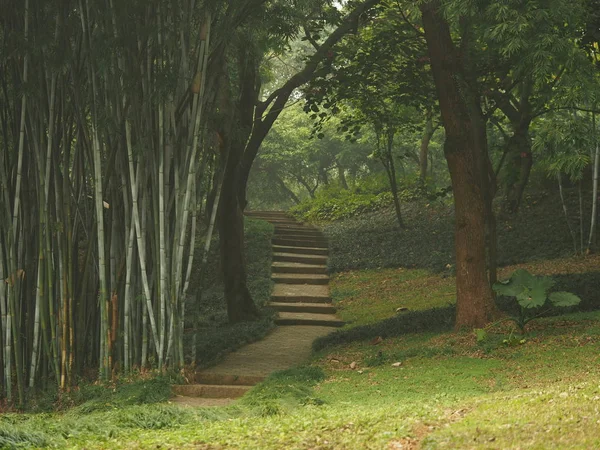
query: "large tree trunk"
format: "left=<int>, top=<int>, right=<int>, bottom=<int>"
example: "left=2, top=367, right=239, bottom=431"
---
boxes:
left=421, top=1, right=500, bottom=329
left=216, top=49, right=260, bottom=323
left=218, top=174, right=259, bottom=323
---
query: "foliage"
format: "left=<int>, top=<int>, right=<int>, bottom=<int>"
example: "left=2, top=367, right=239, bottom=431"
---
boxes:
left=291, top=174, right=449, bottom=222
left=493, top=269, right=582, bottom=332
left=533, top=112, right=595, bottom=181
left=239, top=366, right=326, bottom=416
left=290, top=189, right=393, bottom=222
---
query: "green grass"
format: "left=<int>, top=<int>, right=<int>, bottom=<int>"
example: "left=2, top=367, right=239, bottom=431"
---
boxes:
left=8, top=312, right=600, bottom=448
left=7, top=256, right=600, bottom=449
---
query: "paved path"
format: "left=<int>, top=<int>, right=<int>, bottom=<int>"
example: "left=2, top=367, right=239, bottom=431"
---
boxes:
left=172, top=211, right=342, bottom=407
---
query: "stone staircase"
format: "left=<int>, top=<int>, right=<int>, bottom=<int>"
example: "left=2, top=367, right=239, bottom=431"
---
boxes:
left=171, top=211, right=343, bottom=407
left=253, top=210, right=343, bottom=328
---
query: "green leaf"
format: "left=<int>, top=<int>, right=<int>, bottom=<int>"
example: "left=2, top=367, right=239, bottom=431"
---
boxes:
left=511, top=269, right=537, bottom=287
left=548, top=291, right=582, bottom=307
left=493, top=280, right=524, bottom=297
left=524, top=275, right=555, bottom=308
left=474, top=328, right=487, bottom=343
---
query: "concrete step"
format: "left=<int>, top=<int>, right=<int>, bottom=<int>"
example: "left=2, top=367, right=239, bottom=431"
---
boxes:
left=272, top=284, right=331, bottom=303
left=271, top=262, right=327, bottom=275
left=245, top=211, right=289, bottom=217
left=171, top=396, right=236, bottom=408
left=194, top=373, right=265, bottom=386
left=272, top=273, right=329, bottom=285
left=275, top=312, right=345, bottom=327
left=270, top=302, right=336, bottom=314
left=274, top=234, right=327, bottom=242
left=272, top=252, right=327, bottom=265
left=274, top=227, right=323, bottom=236
left=172, top=384, right=252, bottom=399
left=272, top=245, right=328, bottom=256
left=272, top=238, right=328, bottom=249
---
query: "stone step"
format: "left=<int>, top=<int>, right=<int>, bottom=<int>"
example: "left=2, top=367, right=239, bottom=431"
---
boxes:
left=270, top=302, right=336, bottom=314
left=272, top=245, right=328, bottom=256
left=272, top=273, right=329, bottom=285
left=172, top=384, right=252, bottom=399
left=272, top=238, right=328, bottom=249
left=272, top=252, right=328, bottom=265
left=272, top=284, right=331, bottom=303
left=171, top=396, right=236, bottom=408
left=271, top=262, right=327, bottom=275
left=194, top=373, right=265, bottom=386
left=274, top=227, right=323, bottom=236
left=245, top=211, right=290, bottom=217
left=275, top=312, right=345, bottom=327
left=274, top=234, right=327, bottom=242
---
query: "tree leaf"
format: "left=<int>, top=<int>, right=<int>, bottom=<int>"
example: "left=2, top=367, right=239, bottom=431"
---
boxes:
left=493, top=279, right=523, bottom=297
left=548, top=291, right=582, bottom=307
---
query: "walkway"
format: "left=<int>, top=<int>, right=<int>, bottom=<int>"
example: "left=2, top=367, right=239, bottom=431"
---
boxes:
left=172, top=211, right=343, bottom=407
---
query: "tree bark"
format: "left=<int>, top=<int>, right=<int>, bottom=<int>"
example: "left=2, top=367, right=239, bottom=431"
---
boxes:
left=337, top=162, right=349, bottom=189
left=492, top=82, right=533, bottom=214
left=273, top=172, right=301, bottom=204
left=217, top=47, right=260, bottom=323
left=381, top=132, right=405, bottom=229
left=504, top=124, right=533, bottom=213
left=419, top=111, right=434, bottom=181
left=421, top=1, right=500, bottom=329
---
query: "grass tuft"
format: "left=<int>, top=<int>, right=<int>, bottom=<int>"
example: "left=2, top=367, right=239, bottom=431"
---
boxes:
left=0, top=424, right=48, bottom=449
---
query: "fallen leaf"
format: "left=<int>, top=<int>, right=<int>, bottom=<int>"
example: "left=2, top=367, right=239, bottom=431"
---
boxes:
left=370, top=336, right=384, bottom=345
left=350, top=361, right=357, bottom=369
left=391, top=362, right=402, bottom=367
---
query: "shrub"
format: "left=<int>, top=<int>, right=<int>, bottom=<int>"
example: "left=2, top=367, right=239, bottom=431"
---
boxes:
left=492, top=269, right=581, bottom=333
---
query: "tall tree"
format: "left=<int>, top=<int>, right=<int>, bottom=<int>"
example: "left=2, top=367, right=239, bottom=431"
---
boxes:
left=420, top=1, right=501, bottom=329
left=217, top=0, right=382, bottom=322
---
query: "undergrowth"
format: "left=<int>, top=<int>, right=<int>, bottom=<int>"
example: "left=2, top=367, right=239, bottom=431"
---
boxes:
left=322, top=187, right=592, bottom=273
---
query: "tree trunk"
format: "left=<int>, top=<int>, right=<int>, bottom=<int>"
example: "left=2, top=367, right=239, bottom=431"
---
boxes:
left=421, top=1, right=500, bottom=329
left=381, top=132, right=405, bottom=229
left=587, top=112, right=599, bottom=252
left=217, top=49, right=260, bottom=323
left=273, top=172, right=301, bottom=204
left=337, top=162, right=349, bottom=189
left=219, top=178, right=259, bottom=323
left=504, top=125, right=533, bottom=214
left=419, top=111, right=434, bottom=181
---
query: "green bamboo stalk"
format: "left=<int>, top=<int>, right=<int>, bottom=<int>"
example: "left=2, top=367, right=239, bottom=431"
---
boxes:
left=125, top=120, right=160, bottom=354
left=11, top=0, right=29, bottom=243
left=123, top=216, right=135, bottom=373
left=0, top=240, right=9, bottom=399
left=158, top=101, right=167, bottom=368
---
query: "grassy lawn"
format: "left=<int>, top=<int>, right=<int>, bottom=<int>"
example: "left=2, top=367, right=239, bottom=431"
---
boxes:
left=5, top=254, right=600, bottom=449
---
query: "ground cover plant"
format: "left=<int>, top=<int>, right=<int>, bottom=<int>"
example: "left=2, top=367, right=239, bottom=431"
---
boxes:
left=322, top=186, right=593, bottom=274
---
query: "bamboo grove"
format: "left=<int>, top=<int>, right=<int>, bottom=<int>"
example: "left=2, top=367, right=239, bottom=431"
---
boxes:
left=0, top=0, right=244, bottom=405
